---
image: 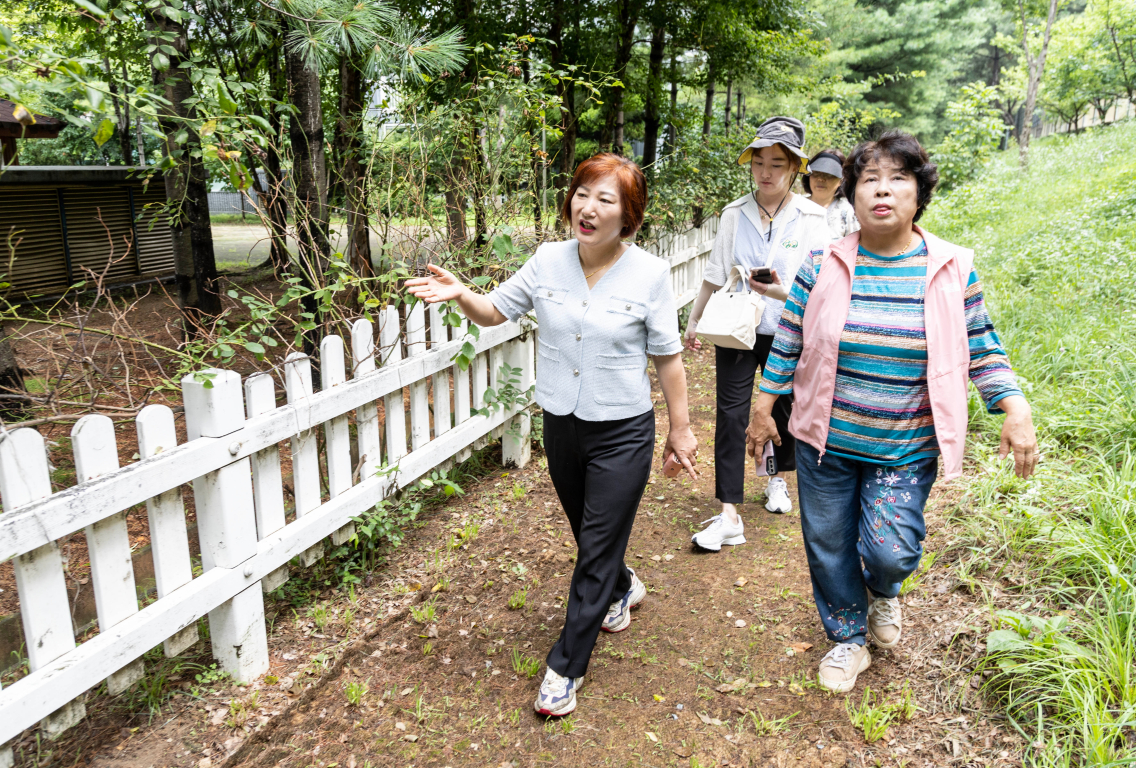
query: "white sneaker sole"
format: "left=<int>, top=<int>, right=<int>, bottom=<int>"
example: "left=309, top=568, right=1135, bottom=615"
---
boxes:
left=601, top=580, right=646, bottom=633
left=764, top=498, right=791, bottom=514
left=818, top=650, right=872, bottom=693
left=691, top=533, right=746, bottom=552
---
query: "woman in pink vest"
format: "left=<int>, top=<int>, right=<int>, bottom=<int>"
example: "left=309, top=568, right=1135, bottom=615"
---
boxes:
left=746, top=131, right=1038, bottom=693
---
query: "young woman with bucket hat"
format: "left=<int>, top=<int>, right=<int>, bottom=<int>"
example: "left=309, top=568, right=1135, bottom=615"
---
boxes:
left=683, top=116, right=831, bottom=550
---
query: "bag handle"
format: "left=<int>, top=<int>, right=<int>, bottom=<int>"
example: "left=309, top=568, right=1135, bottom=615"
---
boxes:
left=724, top=265, right=751, bottom=293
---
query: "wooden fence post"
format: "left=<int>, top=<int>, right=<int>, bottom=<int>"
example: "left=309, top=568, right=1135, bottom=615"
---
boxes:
left=405, top=302, right=430, bottom=451
left=320, top=334, right=355, bottom=545
left=71, top=415, right=144, bottom=695
left=379, top=305, right=407, bottom=465
left=502, top=328, right=534, bottom=468
left=284, top=353, right=324, bottom=567
left=0, top=428, right=85, bottom=736
left=350, top=319, right=382, bottom=482
left=182, top=369, right=269, bottom=683
left=471, top=348, right=489, bottom=451
left=243, top=375, right=289, bottom=593
left=136, top=405, right=199, bottom=656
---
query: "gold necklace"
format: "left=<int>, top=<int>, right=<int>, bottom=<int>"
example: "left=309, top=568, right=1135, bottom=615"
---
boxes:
left=582, top=255, right=616, bottom=280
left=896, top=229, right=916, bottom=256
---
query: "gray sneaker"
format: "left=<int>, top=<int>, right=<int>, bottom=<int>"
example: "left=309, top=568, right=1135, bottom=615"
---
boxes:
left=601, top=568, right=646, bottom=633
left=534, top=667, right=583, bottom=717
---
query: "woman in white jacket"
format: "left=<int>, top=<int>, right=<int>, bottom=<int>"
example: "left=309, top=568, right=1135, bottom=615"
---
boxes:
left=684, top=116, right=830, bottom=550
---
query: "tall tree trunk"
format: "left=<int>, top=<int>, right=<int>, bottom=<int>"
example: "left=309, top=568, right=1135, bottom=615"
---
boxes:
left=521, top=57, right=544, bottom=238
left=550, top=0, right=577, bottom=229
left=337, top=52, right=372, bottom=278
left=285, top=35, right=330, bottom=357
left=738, top=91, right=745, bottom=132
left=609, top=0, right=639, bottom=155
left=146, top=9, right=221, bottom=334
left=103, top=57, right=132, bottom=166
left=665, top=49, right=678, bottom=156
left=1017, top=0, right=1059, bottom=168
left=702, top=58, right=716, bottom=137
left=135, top=116, right=146, bottom=166
left=723, top=78, right=732, bottom=137
left=444, top=156, right=469, bottom=249
left=642, top=27, right=666, bottom=174
left=263, top=44, right=289, bottom=273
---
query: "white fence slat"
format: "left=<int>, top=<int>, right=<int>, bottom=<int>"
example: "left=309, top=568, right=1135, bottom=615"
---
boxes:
left=284, top=353, right=324, bottom=567
left=0, top=428, right=85, bottom=735
left=320, top=334, right=354, bottom=546
left=1, top=744, right=10, bottom=768
left=244, top=375, right=289, bottom=593
left=489, top=343, right=506, bottom=441
left=136, top=405, right=199, bottom=656
left=379, top=305, right=407, bottom=465
left=502, top=334, right=534, bottom=468
left=181, top=369, right=269, bottom=682
left=453, top=317, right=472, bottom=463
left=405, top=302, right=431, bottom=451
left=351, top=318, right=382, bottom=483
left=72, top=416, right=143, bottom=695
left=471, top=350, right=490, bottom=450
left=428, top=305, right=452, bottom=439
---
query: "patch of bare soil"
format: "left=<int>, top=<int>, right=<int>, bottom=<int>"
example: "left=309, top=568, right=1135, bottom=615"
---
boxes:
left=8, top=346, right=1027, bottom=768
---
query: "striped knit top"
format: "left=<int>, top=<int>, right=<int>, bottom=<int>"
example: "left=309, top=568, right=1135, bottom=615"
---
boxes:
left=759, top=241, right=1022, bottom=465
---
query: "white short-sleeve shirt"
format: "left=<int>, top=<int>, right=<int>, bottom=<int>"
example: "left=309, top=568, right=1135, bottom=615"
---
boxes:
left=489, top=239, right=682, bottom=421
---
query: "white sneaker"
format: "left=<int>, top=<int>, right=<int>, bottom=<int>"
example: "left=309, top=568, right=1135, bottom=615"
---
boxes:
left=601, top=568, right=646, bottom=633
left=764, top=476, right=792, bottom=514
left=691, top=513, right=746, bottom=551
left=817, top=642, right=871, bottom=693
left=868, top=594, right=903, bottom=649
left=534, top=667, right=583, bottom=717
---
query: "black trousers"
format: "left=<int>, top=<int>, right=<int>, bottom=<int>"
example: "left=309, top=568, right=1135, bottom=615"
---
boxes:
left=543, top=409, right=655, bottom=678
left=715, top=335, right=796, bottom=504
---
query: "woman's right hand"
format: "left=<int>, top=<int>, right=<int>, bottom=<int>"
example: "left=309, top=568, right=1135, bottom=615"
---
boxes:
left=745, top=409, right=781, bottom=457
left=683, top=320, right=702, bottom=351
left=405, top=264, right=467, bottom=304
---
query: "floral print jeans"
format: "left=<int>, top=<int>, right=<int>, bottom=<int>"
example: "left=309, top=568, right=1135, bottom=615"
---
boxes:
left=795, top=441, right=937, bottom=646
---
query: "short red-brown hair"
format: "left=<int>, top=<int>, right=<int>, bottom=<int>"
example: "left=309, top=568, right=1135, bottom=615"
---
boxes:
left=560, top=153, right=648, bottom=238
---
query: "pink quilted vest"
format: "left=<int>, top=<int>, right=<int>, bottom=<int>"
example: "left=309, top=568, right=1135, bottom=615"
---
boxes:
left=787, top=226, right=975, bottom=481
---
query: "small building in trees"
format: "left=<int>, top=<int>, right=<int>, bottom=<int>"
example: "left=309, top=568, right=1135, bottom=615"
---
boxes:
left=0, top=99, right=65, bottom=166
left=0, top=166, right=177, bottom=298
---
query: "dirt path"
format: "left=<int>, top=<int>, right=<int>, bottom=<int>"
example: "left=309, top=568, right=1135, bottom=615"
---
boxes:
left=28, top=345, right=1025, bottom=768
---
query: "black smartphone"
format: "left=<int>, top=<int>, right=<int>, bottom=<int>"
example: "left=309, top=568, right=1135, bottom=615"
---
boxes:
left=750, top=267, right=773, bottom=284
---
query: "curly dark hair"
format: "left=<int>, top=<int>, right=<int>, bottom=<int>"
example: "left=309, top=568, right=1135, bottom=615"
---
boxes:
left=801, top=148, right=846, bottom=197
left=841, top=131, right=939, bottom=223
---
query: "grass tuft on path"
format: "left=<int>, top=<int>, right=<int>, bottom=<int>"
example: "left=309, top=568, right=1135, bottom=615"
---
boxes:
left=923, top=123, right=1136, bottom=767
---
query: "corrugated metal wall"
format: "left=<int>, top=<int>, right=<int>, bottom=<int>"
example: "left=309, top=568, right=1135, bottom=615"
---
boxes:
left=0, top=178, right=174, bottom=297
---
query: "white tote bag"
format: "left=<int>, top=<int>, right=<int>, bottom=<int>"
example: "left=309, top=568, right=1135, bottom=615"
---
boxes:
left=697, top=266, right=764, bottom=350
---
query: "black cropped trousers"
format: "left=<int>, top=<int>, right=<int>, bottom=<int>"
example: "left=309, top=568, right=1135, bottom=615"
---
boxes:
left=543, top=409, right=654, bottom=678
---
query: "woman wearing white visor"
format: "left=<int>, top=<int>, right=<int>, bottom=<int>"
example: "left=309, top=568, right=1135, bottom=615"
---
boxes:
left=802, top=148, right=860, bottom=240
left=684, top=116, right=830, bottom=549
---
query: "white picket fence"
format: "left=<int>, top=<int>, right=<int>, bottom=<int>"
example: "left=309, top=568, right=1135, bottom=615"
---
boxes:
left=0, top=217, right=716, bottom=760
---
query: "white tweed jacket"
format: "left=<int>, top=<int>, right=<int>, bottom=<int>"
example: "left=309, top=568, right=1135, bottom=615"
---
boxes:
left=489, top=239, right=683, bottom=421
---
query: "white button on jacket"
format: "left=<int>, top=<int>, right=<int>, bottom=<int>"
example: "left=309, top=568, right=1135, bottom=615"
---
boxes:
left=489, top=239, right=683, bottom=421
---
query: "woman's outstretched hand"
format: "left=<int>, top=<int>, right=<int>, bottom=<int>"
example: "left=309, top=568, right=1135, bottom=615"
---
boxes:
left=405, top=264, right=466, bottom=304
left=664, top=425, right=698, bottom=481
left=998, top=395, right=1039, bottom=479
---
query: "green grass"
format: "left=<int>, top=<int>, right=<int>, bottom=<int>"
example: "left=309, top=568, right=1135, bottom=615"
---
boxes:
left=922, top=123, right=1136, bottom=766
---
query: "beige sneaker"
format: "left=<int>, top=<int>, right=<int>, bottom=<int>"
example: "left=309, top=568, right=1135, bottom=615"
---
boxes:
left=867, top=595, right=902, bottom=649
left=817, top=642, right=871, bottom=693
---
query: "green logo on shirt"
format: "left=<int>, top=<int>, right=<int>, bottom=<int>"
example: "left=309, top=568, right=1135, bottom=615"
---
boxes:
left=781, top=238, right=799, bottom=250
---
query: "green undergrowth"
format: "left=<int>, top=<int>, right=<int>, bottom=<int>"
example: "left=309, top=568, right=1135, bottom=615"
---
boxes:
left=923, top=124, right=1136, bottom=766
